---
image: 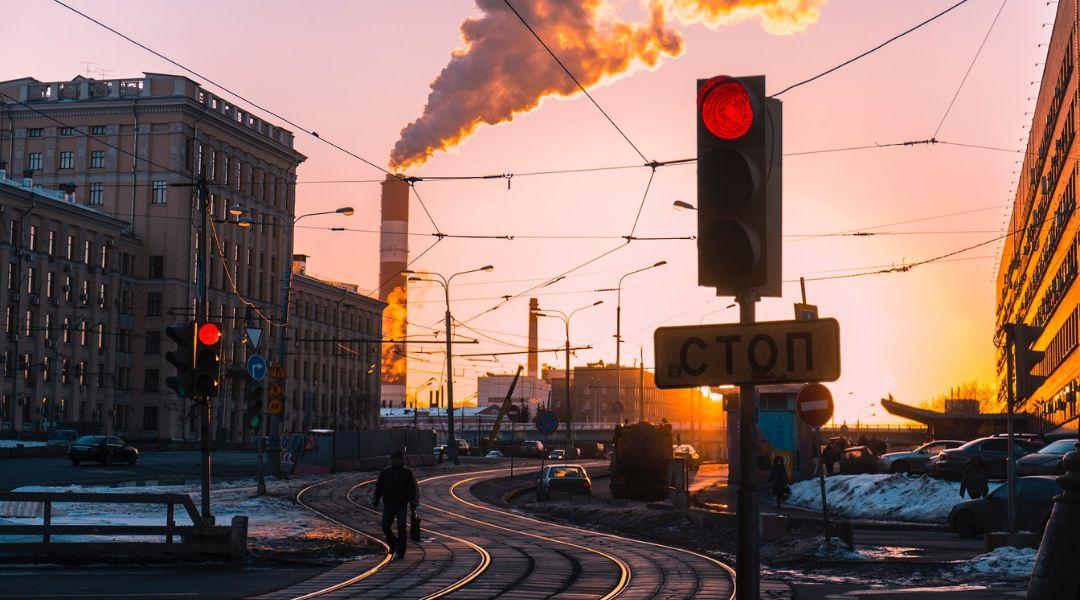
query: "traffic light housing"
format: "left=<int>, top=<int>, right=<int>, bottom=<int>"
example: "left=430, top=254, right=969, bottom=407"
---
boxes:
left=245, top=383, right=264, bottom=429
left=164, top=321, right=196, bottom=398
left=193, top=322, right=222, bottom=397
left=1011, top=323, right=1046, bottom=402
left=696, top=75, right=782, bottom=296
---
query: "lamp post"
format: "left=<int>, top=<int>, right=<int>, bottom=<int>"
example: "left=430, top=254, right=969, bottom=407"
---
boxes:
left=533, top=300, right=603, bottom=453
left=856, top=402, right=877, bottom=432
left=599, top=261, right=666, bottom=424
left=229, top=204, right=354, bottom=477
left=405, top=265, right=494, bottom=464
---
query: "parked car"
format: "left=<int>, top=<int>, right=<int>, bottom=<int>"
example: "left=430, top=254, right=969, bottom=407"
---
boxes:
left=948, top=476, right=1061, bottom=537
left=837, top=445, right=878, bottom=474
left=877, top=440, right=964, bottom=474
left=456, top=439, right=470, bottom=454
left=520, top=440, right=545, bottom=458
left=536, top=464, right=592, bottom=500
left=673, top=444, right=702, bottom=471
left=485, top=450, right=504, bottom=459
left=928, top=436, right=1043, bottom=480
left=548, top=449, right=567, bottom=460
left=46, top=429, right=79, bottom=448
left=1016, top=439, right=1079, bottom=476
left=68, top=435, right=139, bottom=466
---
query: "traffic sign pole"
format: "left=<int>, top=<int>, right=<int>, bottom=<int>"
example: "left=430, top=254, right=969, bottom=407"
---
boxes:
left=816, top=427, right=831, bottom=543
left=735, top=290, right=759, bottom=600
left=796, top=384, right=835, bottom=543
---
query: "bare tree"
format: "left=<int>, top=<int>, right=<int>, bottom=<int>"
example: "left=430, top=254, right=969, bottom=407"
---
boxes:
left=920, top=380, right=998, bottom=413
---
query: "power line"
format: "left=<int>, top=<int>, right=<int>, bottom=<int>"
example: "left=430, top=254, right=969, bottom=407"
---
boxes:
left=932, top=0, right=1009, bottom=138
left=501, top=0, right=649, bottom=163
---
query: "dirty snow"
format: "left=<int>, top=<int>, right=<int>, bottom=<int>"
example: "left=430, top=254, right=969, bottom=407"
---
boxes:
left=956, top=546, right=1037, bottom=579
left=788, top=474, right=964, bottom=523
left=0, top=440, right=46, bottom=448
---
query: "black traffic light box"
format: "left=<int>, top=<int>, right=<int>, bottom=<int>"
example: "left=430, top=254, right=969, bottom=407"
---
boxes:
left=245, top=383, right=264, bottom=429
left=165, top=321, right=196, bottom=398
left=696, top=75, right=782, bottom=297
left=1011, top=323, right=1046, bottom=402
left=193, top=323, right=223, bottom=397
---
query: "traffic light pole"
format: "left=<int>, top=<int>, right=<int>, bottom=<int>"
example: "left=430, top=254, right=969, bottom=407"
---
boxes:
left=196, top=177, right=213, bottom=524
left=1005, top=325, right=1017, bottom=533
left=735, top=290, right=759, bottom=600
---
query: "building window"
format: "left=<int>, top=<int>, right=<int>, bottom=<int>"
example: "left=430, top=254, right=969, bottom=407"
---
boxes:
left=100, top=244, right=108, bottom=269
left=80, top=280, right=89, bottom=304
left=28, top=128, right=43, bottom=138
left=142, top=406, right=158, bottom=431
left=89, top=183, right=104, bottom=205
left=149, top=256, right=164, bottom=278
left=4, top=306, right=11, bottom=333
left=147, top=292, right=162, bottom=317
left=61, top=359, right=70, bottom=384
left=24, top=311, right=33, bottom=337
left=43, top=314, right=51, bottom=341
left=8, top=220, right=18, bottom=244
left=144, top=369, right=160, bottom=392
left=45, top=272, right=54, bottom=298
left=151, top=181, right=167, bottom=204
left=61, top=317, right=70, bottom=344
left=59, top=151, right=73, bottom=169
left=25, top=267, right=35, bottom=294
left=5, top=264, right=14, bottom=291
left=27, top=225, right=36, bottom=251
left=63, top=276, right=72, bottom=302
left=60, top=127, right=76, bottom=137
left=90, top=151, right=105, bottom=169
left=65, top=235, right=73, bottom=260
left=47, top=230, right=56, bottom=255
left=91, top=125, right=107, bottom=135
left=27, top=153, right=42, bottom=171
left=145, top=331, right=160, bottom=354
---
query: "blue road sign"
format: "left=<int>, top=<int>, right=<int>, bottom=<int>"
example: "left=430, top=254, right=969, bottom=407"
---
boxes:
left=247, top=354, right=268, bottom=381
left=535, top=410, right=558, bottom=435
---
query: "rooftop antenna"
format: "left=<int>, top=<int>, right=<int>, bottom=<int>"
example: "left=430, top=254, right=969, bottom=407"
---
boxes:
left=96, top=67, right=114, bottom=79
left=80, top=61, right=97, bottom=77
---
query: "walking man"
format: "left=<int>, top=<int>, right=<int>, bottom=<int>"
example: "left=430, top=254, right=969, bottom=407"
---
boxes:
left=373, top=449, right=419, bottom=559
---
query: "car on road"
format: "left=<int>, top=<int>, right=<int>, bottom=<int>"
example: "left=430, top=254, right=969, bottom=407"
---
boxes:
left=485, top=450, right=504, bottom=459
left=877, top=440, right=964, bottom=474
left=928, top=436, right=1043, bottom=480
left=948, top=476, right=1062, bottom=537
left=536, top=464, right=592, bottom=501
left=673, top=444, right=702, bottom=471
left=520, top=440, right=545, bottom=458
left=46, top=429, right=79, bottom=449
left=548, top=449, right=567, bottom=460
left=1016, top=439, right=1079, bottom=476
left=837, top=445, right=878, bottom=474
left=68, top=435, right=139, bottom=466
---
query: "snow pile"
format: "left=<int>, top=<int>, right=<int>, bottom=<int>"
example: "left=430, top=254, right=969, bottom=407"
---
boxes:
left=0, top=440, right=46, bottom=448
left=815, top=538, right=868, bottom=561
left=956, top=546, right=1036, bottom=579
left=788, top=474, right=962, bottom=523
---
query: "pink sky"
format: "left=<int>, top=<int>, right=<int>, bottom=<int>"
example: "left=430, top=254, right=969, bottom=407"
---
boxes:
left=3, top=0, right=1053, bottom=423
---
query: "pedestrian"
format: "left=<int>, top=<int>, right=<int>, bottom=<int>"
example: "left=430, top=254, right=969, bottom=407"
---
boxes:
left=821, top=441, right=838, bottom=476
left=959, top=456, right=989, bottom=500
left=768, top=455, right=789, bottom=509
left=373, top=449, right=420, bottom=560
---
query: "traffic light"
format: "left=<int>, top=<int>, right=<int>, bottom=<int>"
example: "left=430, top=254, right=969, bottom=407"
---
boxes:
left=164, top=321, right=196, bottom=398
left=1011, top=323, right=1046, bottom=402
left=245, top=383, right=264, bottom=429
left=696, top=75, right=782, bottom=296
left=193, top=322, right=222, bottom=397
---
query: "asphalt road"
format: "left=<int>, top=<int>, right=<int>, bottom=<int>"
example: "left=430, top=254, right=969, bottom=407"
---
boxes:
left=0, top=451, right=261, bottom=490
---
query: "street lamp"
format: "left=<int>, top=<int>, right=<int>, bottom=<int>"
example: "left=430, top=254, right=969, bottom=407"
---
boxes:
left=601, top=261, right=666, bottom=424
left=404, top=265, right=494, bottom=464
left=533, top=300, right=603, bottom=453
left=672, top=200, right=697, bottom=211
left=857, top=402, right=877, bottom=431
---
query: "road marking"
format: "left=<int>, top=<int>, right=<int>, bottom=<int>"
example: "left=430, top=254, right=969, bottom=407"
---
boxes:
left=825, top=585, right=994, bottom=597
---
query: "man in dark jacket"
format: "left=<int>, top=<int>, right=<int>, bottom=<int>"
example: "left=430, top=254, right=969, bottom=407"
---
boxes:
left=373, top=449, right=419, bottom=559
left=959, top=456, right=989, bottom=499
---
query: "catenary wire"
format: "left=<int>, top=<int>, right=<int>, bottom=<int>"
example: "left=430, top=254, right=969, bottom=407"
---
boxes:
left=932, top=0, right=1009, bottom=138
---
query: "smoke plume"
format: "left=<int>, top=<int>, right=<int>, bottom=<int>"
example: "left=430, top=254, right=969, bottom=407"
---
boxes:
left=381, top=286, right=408, bottom=383
left=389, top=0, right=824, bottom=170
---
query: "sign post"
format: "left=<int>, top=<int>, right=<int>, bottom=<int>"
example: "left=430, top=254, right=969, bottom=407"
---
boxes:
left=797, top=383, right=835, bottom=542
left=536, top=410, right=559, bottom=483
left=508, top=404, right=521, bottom=479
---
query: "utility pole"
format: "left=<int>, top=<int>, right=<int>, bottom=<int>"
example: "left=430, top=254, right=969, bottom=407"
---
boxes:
left=444, top=298, right=458, bottom=464
left=565, top=322, right=573, bottom=453
left=195, top=176, right=212, bottom=524
left=735, top=290, right=759, bottom=598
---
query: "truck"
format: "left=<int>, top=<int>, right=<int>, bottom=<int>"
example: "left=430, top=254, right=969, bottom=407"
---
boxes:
left=610, top=422, right=674, bottom=501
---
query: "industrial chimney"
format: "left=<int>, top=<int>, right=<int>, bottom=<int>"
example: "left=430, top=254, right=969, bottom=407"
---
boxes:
left=528, top=298, right=539, bottom=378
left=379, top=174, right=410, bottom=408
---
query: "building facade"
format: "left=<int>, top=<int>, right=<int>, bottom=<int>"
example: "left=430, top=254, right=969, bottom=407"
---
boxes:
left=0, top=74, right=383, bottom=440
left=476, top=372, right=550, bottom=421
left=995, top=3, right=1080, bottom=435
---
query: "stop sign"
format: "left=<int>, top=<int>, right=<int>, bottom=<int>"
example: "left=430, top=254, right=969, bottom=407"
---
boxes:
left=796, top=383, right=834, bottom=428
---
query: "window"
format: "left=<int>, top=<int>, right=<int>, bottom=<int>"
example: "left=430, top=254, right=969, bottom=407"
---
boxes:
left=151, top=180, right=167, bottom=204
left=25, top=267, right=35, bottom=294
left=8, top=220, right=18, bottom=244
left=63, top=276, right=72, bottom=302
left=88, top=183, right=104, bottom=205
left=99, top=244, right=108, bottom=269
left=142, top=406, right=158, bottom=431
left=90, top=151, right=105, bottom=169
left=982, top=440, right=1008, bottom=453
left=45, top=272, right=54, bottom=298
left=97, top=283, right=107, bottom=307
left=222, top=156, right=230, bottom=184
left=91, top=125, right=107, bottom=135
left=43, top=314, right=51, bottom=341
left=144, top=369, right=160, bottom=392
left=27, top=153, right=42, bottom=171
left=24, top=310, right=33, bottom=337
left=65, top=235, right=73, bottom=260
left=27, top=225, right=36, bottom=251
left=59, top=151, right=73, bottom=169
left=148, top=256, right=164, bottom=278
left=28, top=128, right=42, bottom=138
left=47, top=230, right=56, bottom=255
left=5, top=264, right=15, bottom=290
left=147, top=292, right=162, bottom=317
left=61, top=317, right=70, bottom=344
left=60, top=127, right=75, bottom=136
left=4, top=306, right=11, bottom=333
left=82, top=240, right=91, bottom=265
left=80, top=279, right=89, bottom=304
left=145, top=331, right=160, bottom=355
left=41, top=357, right=50, bottom=382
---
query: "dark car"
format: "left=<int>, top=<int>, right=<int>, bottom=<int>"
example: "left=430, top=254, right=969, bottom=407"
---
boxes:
left=68, top=435, right=139, bottom=466
left=673, top=444, right=702, bottom=471
left=1016, top=439, right=1079, bottom=476
left=948, top=476, right=1062, bottom=537
left=928, top=437, right=1043, bottom=480
left=536, top=464, right=592, bottom=500
left=837, top=445, right=877, bottom=474
left=876, top=440, right=964, bottom=474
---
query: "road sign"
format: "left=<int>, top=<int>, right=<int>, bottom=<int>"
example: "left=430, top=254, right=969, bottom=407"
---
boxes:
left=267, top=397, right=283, bottom=415
left=507, top=404, right=521, bottom=418
left=269, top=362, right=286, bottom=379
left=247, top=354, right=268, bottom=381
left=611, top=401, right=624, bottom=415
left=796, top=383, right=834, bottom=428
left=246, top=327, right=263, bottom=350
left=535, top=410, right=558, bottom=435
left=794, top=303, right=818, bottom=321
left=654, top=317, right=840, bottom=388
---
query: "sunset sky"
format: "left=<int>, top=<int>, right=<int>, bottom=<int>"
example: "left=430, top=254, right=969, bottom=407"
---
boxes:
left=3, top=0, right=1054, bottom=423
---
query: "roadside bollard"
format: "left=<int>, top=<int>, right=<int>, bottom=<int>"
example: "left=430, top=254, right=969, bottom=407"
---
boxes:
left=1027, top=450, right=1080, bottom=599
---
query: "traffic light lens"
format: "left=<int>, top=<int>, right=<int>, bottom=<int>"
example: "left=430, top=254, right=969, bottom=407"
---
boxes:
left=699, top=218, right=759, bottom=278
left=699, top=78, right=753, bottom=140
left=198, top=323, right=221, bottom=346
left=699, top=147, right=758, bottom=205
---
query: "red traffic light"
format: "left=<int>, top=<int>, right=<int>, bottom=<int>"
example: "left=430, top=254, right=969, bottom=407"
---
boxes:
left=198, top=323, right=221, bottom=346
left=698, top=76, right=753, bottom=140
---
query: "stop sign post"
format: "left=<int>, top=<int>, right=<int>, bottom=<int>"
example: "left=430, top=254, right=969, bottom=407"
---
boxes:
left=797, top=383, right=834, bottom=542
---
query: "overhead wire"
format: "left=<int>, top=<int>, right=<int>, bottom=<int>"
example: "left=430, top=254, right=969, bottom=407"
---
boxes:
left=932, top=0, right=1009, bottom=138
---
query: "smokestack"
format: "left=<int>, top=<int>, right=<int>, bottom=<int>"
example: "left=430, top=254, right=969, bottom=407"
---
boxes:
left=528, top=298, right=539, bottom=378
left=379, top=174, right=410, bottom=408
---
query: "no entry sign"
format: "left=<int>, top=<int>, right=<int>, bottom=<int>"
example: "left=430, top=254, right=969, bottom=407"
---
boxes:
left=796, top=383, right=833, bottom=428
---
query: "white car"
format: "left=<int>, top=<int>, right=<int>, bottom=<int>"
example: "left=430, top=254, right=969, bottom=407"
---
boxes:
left=485, top=450, right=504, bottom=459
left=877, top=440, right=964, bottom=474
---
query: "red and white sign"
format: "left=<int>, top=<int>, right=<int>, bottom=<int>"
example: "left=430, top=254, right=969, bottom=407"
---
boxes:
left=796, top=383, right=833, bottom=428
